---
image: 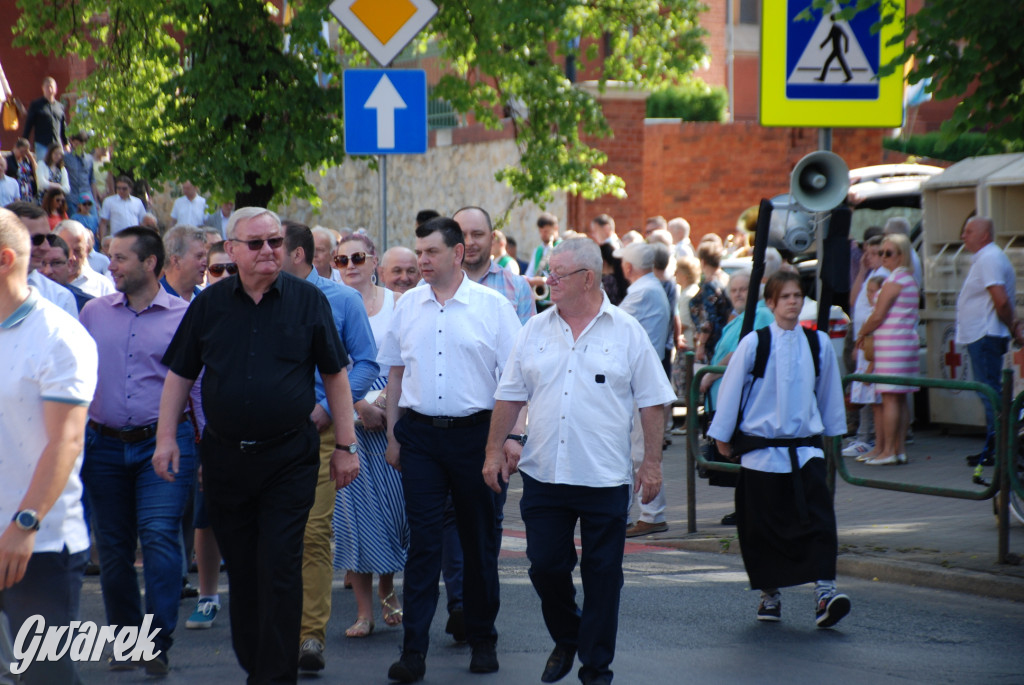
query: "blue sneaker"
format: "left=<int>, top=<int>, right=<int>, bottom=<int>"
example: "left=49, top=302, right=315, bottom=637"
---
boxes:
left=186, top=598, right=220, bottom=629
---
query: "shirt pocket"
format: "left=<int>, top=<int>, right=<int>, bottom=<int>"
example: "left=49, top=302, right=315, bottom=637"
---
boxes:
left=275, top=324, right=313, bottom=363
left=577, top=340, right=629, bottom=389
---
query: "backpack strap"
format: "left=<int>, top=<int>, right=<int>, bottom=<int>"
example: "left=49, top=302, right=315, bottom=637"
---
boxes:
left=751, top=326, right=772, bottom=379
left=801, top=326, right=821, bottom=378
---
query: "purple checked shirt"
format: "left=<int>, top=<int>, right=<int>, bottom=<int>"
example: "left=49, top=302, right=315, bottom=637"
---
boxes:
left=79, top=287, right=189, bottom=427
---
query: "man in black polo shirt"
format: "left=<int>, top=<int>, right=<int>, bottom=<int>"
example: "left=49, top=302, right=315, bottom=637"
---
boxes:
left=153, top=206, right=359, bottom=684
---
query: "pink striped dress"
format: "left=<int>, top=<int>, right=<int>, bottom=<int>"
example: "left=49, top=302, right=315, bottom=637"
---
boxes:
left=873, top=267, right=920, bottom=393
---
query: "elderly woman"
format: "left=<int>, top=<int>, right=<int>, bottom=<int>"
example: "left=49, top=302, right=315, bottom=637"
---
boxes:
left=855, top=233, right=919, bottom=466
left=331, top=233, right=409, bottom=637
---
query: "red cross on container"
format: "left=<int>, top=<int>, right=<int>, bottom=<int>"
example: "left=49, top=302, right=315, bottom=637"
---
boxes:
left=944, top=340, right=962, bottom=378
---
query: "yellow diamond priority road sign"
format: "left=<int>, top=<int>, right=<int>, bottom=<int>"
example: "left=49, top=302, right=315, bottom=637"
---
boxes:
left=331, top=0, right=438, bottom=67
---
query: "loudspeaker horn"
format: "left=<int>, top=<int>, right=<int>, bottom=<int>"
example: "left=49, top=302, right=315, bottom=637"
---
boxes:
left=790, top=151, right=850, bottom=213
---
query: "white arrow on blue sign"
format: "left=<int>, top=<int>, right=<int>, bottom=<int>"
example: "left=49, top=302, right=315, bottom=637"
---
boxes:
left=344, top=69, right=428, bottom=155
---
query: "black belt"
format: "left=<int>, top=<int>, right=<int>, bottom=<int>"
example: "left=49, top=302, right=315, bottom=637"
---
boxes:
left=88, top=415, right=189, bottom=444
left=733, top=432, right=823, bottom=525
left=206, top=423, right=306, bottom=454
left=405, top=409, right=491, bottom=429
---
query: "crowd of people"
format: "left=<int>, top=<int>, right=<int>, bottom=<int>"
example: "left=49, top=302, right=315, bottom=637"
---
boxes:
left=2, top=73, right=1023, bottom=685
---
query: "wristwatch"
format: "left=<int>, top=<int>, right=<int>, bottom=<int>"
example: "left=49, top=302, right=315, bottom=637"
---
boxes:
left=335, top=442, right=359, bottom=454
left=505, top=433, right=528, bottom=447
left=12, top=509, right=40, bottom=532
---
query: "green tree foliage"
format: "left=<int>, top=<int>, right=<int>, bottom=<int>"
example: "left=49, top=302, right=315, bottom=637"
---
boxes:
left=646, top=80, right=728, bottom=121
left=882, top=132, right=994, bottom=162
left=808, top=0, right=1024, bottom=152
left=14, top=1, right=709, bottom=209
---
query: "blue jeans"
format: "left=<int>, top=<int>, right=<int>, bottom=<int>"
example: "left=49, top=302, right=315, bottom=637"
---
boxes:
left=967, top=336, right=1009, bottom=460
left=82, top=422, right=196, bottom=654
left=0, top=547, right=88, bottom=685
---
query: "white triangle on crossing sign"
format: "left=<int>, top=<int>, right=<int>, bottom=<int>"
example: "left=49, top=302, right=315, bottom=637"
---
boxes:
left=787, top=15, right=876, bottom=86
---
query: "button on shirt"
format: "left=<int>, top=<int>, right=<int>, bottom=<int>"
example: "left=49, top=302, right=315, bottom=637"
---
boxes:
left=708, top=323, right=846, bottom=473
left=100, top=194, right=147, bottom=233
left=494, top=294, right=675, bottom=487
left=79, top=287, right=189, bottom=428
left=0, top=290, right=97, bottom=554
left=162, top=272, right=348, bottom=441
left=956, top=242, right=1016, bottom=345
left=377, top=274, right=521, bottom=417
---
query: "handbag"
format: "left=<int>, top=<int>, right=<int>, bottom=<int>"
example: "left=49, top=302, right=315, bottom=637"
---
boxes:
left=1, top=98, right=19, bottom=131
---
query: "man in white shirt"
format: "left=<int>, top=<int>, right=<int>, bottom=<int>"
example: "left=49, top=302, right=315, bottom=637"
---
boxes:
left=98, top=175, right=147, bottom=238
left=379, top=217, right=521, bottom=683
left=0, top=157, right=22, bottom=205
left=169, top=181, right=207, bottom=228
left=0, top=207, right=98, bottom=684
left=5, top=201, right=78, bottom=317
left=668, top=217, right=695, bottom=259
left=58, top=219, right=115, bottom=297
left=709, top=271, right=849, bottom=628
left=485, top=238, right=673, bottom=685
left=956, top=216, right=1022, bottom=468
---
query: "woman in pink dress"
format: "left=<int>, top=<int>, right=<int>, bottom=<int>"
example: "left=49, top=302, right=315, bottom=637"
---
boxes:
left=855, top=233, right=919, bottom=465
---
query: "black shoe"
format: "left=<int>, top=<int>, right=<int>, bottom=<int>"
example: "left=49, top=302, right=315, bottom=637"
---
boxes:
left=144, top=652, right=169, bottom=677
left=180, top=580, right=199, bottom=599
left=84, top=561, right=101, bottom=576
left=445, top=607, right=467, bottom=643
left=541, top=644, right=576, bottom=683
left=469, top=643, right=499, bottom=674
left=581, top=672, right=613, bottom=685
left=388, top=651, right=426, bottom=683
left=966, top=453, right=995, bottom=467
left=298, top=638, right=325, bottom=672
left=720, top=512, right=737, bottom=526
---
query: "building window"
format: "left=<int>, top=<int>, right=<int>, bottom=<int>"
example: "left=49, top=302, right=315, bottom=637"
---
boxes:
left=739, top=0, right=759, bottom=25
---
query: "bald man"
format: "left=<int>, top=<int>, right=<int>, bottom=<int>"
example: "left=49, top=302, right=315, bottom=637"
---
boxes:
left=379, top=246, right=420, bottom=294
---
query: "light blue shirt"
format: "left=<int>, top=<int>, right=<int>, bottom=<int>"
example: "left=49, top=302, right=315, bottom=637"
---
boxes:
left=619, top=271, right=671, bottom=357
left=305, top=268, right=378, bottom=416
left=708, top=300, right=775, bottom=410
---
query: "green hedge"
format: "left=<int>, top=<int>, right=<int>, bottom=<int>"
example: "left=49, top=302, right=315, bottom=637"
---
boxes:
left=646, top=82, right=728, bottom=122
left=882, top=132, right=1001, bottom=162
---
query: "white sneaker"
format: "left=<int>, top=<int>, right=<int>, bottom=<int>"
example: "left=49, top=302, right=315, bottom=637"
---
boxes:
left=841, top=441, right=873, bottom=458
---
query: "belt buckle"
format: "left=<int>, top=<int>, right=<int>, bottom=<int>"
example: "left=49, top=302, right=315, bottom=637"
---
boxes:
left=239, top=440, right=257, bottom=453
left=118, top=426, right=138, bottom=441
left=432, top=417, right=453, bottom=429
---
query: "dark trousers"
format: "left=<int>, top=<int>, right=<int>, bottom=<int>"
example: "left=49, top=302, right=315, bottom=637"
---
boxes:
left=520, top=472, right=629, bottom=683
left=393, top=415, right=500, bottom=655
left=0, top=547, right=88, bottom=685
left=201, top=423, right=319, bottom=685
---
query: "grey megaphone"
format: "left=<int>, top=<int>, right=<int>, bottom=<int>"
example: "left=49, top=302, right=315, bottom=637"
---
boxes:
left=768, top=194, right=815, bottom=253
left=790, top=151, right=850, bottom=213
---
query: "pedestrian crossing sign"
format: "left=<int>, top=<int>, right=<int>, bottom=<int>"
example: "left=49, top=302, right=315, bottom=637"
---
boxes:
left=760, top=0, right=905, bottom=127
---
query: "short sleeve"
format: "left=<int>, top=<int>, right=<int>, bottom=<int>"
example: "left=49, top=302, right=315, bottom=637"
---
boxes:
left=494, top=322, right=530, bottom=402
left=39, top=319, right=97, bottom=406
left=99, top=198, right=111, bottom=221
left=161, top=298, right=205, bottom=380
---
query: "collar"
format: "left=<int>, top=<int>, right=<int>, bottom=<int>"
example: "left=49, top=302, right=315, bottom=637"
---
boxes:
left=232, top=271, right=284, bottom=299
left=471, top=260, right=502, bottom=283
left=303, top=267, right=322, bottom=286
left=425, top=270, right=472, bottom=306
left=0, top=287, right=39, bottom=329
left=112, top=283, right=175, bottom=311
left=628, top=272, right=658, bottom=290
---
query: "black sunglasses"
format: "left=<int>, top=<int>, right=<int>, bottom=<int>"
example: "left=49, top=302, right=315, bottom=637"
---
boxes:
left=231, top=236, right=284, bottom=251
left=333, top=252, right=367, bottom=267
left=82, top=201, right=93, bottom=206
left=881, top=249, right=897, bottom=258
left=31, top=233, right=48, bottom=246
left=208, top=263, right=238, bottom=276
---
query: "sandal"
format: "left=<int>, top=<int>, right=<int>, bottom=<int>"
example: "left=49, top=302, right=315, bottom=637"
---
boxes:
left=380, top=590, right=404, bottom=627
left=345, top=617, right=374, bottom=638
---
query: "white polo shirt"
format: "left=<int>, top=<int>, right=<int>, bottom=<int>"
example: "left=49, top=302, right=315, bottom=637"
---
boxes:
left=377, top=272, right=521, bottom=417
left=956, top=242, right=1016, bottom=345
left=494, top=294, right=676, bottom=487
left=100, top=194, right=147, bottom=233
left=0, top=289, right=97, bottom=554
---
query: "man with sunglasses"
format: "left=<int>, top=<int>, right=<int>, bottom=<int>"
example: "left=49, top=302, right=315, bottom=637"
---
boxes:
left=4, top=201, right=77, bottom=317
left=205, top=241, right=236, bottom=283
left=380, top=217, right=521, bottom=682
left=155, top=207, right=358, bottom=684
left=281, top=221, right=378, bottom=673
left=98, top=176, right=146, bottom=239
left=484, top=238, right=674, bottom=685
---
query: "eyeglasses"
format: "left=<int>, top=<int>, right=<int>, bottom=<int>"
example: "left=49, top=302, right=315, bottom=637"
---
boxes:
left=31, top=233, right=48, bottom=246
left=881, top=249, right=898, bottom=258
left=230, top=236, right=284, bottom=251
left=544, top=268, right=588, bottom=285
left=333, top=252, right=367, bottom=268
left=208, top=263, right=238, bottom=276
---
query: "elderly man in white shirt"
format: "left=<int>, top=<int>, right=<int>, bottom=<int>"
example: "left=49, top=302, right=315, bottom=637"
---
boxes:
left=485, top=238, right=674, bottom=685
left=956, top=216, right=1023, bottom=468
left=169, top=181, right=207, bottom=228
left=57, top=219, right=115, bottom=297
left=98, top=175, right=147, bottom=238
left=379, top=217, right=522, bottom=683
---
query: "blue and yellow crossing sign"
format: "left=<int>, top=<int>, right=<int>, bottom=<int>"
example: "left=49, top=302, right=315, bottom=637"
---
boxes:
left=760, top=0, right=905, bottom=127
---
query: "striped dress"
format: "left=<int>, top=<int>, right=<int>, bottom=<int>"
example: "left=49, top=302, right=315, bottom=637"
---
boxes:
left=332, top=289, right=409, bottom=573
left=873, top=267, right=919, bottom=393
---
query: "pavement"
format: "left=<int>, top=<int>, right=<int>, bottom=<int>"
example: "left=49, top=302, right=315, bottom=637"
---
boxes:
left=596, top=424, right=1024, bottom=602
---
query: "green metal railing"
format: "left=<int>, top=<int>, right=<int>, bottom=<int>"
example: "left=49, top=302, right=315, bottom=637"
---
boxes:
left=682, top=352, right=1020, bottom=563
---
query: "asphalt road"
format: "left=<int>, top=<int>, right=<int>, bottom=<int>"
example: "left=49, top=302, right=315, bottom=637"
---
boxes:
left=70, top=543, right=1024, bottom=685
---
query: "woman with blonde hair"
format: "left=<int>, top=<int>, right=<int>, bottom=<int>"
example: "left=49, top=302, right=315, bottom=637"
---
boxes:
left=855, top=233, right=919, bottom=466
